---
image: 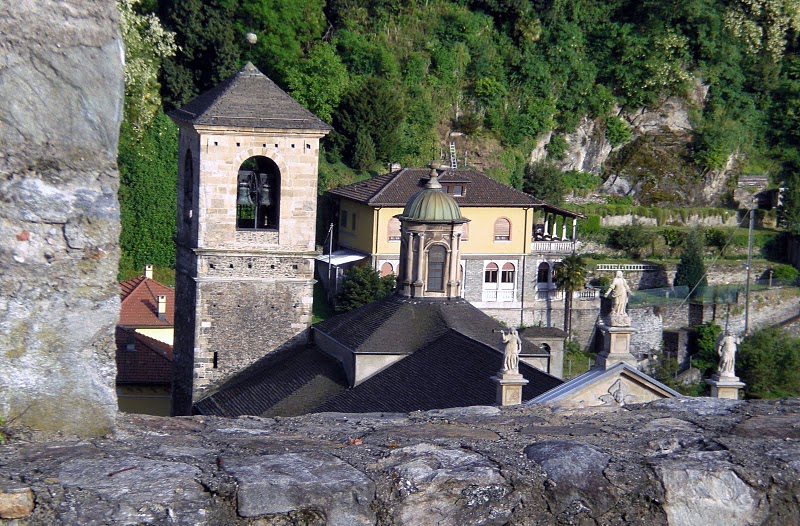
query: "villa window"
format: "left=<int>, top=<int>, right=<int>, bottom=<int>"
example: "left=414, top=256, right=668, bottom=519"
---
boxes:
left=501, top=262, right=515, bottom=283
left=380, top=261, right=394, bottom=277
left=340, top=210, right=348, bottom=229
left=484, top=262, right=499, bottom=283
left=537, top=262, right=551, bottom=283
left=493, top=218, right=511, bottom=241
left=427, top=245, right=446, bottom=292
left=388, top=217, right=401, bottom=241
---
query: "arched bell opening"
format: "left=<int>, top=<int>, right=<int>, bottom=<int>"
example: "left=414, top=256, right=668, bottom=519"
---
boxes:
left=236, top=156, right=280, bottom=230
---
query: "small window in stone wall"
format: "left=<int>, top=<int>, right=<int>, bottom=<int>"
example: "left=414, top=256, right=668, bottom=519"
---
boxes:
left=183, top=150, right=193, bottom=224
left=501, top=262, right=515, bottom=283
left=537, top=262, right=551, bottom=283
left=213, top=352, right=218, bottom=369
left=485, top=262, right=499, bottom=283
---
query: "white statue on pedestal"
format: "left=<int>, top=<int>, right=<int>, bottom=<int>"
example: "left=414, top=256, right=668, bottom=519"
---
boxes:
left=500, top=329, right=521, bottom=374
left=605, top=271, right=633, bottom=326
left=716, top=331, right=739, bottom=379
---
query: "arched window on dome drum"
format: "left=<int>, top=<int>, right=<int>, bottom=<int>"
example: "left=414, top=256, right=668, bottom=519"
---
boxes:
left=380, top=261, right=394, bottom=277
left=501, top=262, right=515, bottom=283
left=484, top=262, right=499, bottom=283
left=387, top=217, right=401, bottom=241
left=427, top=245, right=446, bottom=292
left=236, top=156, right=280, bottom=230
left=494, top=218, right=511, bottom=241
left=537, top=262, right=551, bottom=283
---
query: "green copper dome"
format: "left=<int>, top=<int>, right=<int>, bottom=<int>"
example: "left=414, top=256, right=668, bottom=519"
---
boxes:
left=401, top=171, right=465, bottom=223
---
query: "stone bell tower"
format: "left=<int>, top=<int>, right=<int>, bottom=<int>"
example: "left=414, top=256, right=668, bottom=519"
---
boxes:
left=169, top=63, right=331, bottom=415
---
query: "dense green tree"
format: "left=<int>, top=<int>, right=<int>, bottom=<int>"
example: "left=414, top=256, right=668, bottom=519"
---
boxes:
left=738, top=327, right=800, bottom=399
left=285, top=43, right=350, bottom=123
left=523, top=162, right=565, bottom=205
left=554, top=253, right=586, bottom=339
left=335, top=265, right=396, bottom=312
left=117, top=0, right=176, bottom=133
left=118, top=111, right=178, bottom=271
left=674, top=230, right=708, bottom=296
left=780, top=170, right=800, bottom=235
left=661, top=228, right=686, bottom=256
left=333, top=78, right=405, bottom=164
left=610, top=224, right=654, bottom=259
left=159, top=0, right=242, bottom=109
left=693, top=321, right=722, bottom=375
left=353, top=129, right=376, bottom=171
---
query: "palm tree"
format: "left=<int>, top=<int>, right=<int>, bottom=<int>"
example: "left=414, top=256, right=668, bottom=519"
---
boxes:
left=553, top=253, right=586, bottom=340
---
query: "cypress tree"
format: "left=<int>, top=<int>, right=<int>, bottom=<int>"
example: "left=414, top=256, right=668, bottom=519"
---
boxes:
left=674, top=230, right=707, bottom=297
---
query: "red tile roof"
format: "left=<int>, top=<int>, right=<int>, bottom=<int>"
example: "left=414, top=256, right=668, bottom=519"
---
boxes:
left=328, top=168, right=583, bottom=217
left=115, top=328, right=173, bottom=385
left=119, top=276, right=175, bottom=327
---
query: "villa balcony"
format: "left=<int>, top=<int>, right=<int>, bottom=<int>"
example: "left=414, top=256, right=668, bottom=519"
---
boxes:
left=530, top=239, right=577, bottom=254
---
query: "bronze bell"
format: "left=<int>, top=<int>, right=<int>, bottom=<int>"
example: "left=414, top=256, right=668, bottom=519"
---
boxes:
left=258, top=180, right=272, bottom=206
left=237, top=181, right=253, bottom=206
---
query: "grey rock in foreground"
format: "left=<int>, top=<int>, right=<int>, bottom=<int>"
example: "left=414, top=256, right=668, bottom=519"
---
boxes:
left=0, top=0, right=123, bottom=435
left=1, top=398, right=799, bottom=525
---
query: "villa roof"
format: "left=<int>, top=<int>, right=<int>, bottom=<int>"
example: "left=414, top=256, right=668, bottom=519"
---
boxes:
left=169, top=62, right=331, bottom=132
left=119, top=276, right=175, bottom=328
left=314, top=329, right=562, bottom=413
left=329, top=168, right=582, bottom=218
left=115, top=328, right=173, bottom=385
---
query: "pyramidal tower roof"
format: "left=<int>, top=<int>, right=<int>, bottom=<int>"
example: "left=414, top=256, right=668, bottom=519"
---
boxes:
left=170, top=62, right=332, bottom=131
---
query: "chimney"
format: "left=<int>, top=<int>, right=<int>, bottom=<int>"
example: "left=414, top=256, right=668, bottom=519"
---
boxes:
left=157, top=295, right=167, bottom=321
left=126, top=332, right=136, bottom=352
left=144, top=264, right=153, bottom=279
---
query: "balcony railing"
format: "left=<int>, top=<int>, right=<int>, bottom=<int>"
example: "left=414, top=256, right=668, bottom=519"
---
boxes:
left=596, top=263, right=661, bottom=272
left=482, top=289, right=516, bottom=302
left=530, top=240, right=576, bottom=254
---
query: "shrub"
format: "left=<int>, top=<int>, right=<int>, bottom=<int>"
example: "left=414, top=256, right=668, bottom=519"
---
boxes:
left=770, top=264, right=799, bottom=284
left=609, top=224, right=654, bottom=258
left=605, top=115, right=632, bottom=147
left=546, top=134, right=569, bottom=160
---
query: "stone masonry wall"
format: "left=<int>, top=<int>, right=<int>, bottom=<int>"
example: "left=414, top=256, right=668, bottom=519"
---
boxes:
left=0, top=1, right=123, bottom=436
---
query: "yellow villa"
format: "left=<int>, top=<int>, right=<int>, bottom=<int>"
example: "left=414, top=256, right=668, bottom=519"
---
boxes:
left=322, top=166, right=585, bottom=327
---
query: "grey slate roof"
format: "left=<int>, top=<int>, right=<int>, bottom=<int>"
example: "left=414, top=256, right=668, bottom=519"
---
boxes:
left=328, top=168, right=583, bottom=218
left=194, top=343, right=348, bottom=418
left=313, top=329, right=563, bottom=413
left=169, top=62, right=332, bottom=131
left=313, top=295, right=548, bottom=357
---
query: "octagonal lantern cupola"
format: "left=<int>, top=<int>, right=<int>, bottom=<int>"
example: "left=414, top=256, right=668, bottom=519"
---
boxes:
left=397, top=167, right=469, bottom=299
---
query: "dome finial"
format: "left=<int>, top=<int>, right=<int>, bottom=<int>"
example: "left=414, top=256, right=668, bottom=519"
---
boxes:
left=427, top=161, right=443, bottom=189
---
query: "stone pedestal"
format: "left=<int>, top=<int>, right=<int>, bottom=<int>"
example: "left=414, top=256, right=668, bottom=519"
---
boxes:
left=706, top=375, right=745, bottom=400
left=491, top=372, right=529, bottom=406
left=596, top=324, right=639, bottom=370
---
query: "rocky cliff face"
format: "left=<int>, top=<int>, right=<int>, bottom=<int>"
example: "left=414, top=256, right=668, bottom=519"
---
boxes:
left=533, top=81, right=737, bottom=207
left=0, top=1, right=123, bottom=435
left=1, top=398, right=798, bottom=524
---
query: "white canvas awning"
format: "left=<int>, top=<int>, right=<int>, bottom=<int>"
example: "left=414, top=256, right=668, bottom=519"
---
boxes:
left=315, top=250, right=368, bottom=266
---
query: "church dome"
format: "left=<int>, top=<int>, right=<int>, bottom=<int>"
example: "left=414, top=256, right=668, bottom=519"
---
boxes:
left=401, top=170, right=465, bottom=223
